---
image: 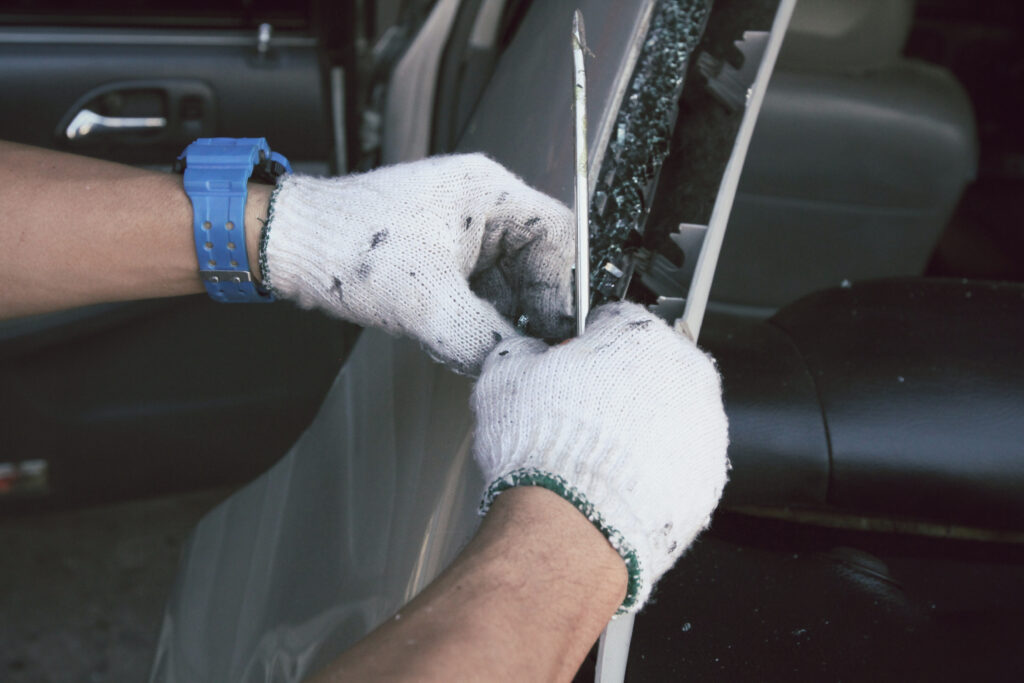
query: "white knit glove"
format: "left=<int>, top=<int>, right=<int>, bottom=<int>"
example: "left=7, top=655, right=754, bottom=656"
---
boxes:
left=472, top=302, right=729, bottom=613
left=262, top=154, right=575, bottom=375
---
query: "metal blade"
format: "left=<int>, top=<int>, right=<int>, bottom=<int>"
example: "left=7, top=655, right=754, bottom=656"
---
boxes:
left=573, top=9, right=590, bottom=336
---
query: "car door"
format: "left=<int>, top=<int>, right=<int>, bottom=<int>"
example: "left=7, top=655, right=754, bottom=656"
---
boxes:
left=0, top=0, right=357, bottom=511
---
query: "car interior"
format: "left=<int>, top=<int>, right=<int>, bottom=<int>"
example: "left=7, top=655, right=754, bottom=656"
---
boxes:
left=0, top=0, right=1021, bottom=681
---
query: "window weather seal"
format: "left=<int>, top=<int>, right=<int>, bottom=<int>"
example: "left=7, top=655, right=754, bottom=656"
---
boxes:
left=0, top=27, right=316, bottom=48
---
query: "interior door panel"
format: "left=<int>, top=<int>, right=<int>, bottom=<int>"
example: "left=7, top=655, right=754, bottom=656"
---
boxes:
left=0, top=19, right=350, bottom=510
left=0, top=27, right=329, bottom=165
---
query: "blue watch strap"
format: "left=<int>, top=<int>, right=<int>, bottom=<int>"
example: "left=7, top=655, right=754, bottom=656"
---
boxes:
left=179, top=137, right=292, bottom=303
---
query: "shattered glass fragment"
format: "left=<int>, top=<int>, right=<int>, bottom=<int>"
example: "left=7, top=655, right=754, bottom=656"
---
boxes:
left=588, top=0, right=711, bottom=306
left=603, top=261, right=625, bottom=278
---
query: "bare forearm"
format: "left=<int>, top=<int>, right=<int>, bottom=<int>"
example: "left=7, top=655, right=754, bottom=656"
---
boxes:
left=0, top=141, right=270, bottom=319
left=311, top=487, right=627, bottom=682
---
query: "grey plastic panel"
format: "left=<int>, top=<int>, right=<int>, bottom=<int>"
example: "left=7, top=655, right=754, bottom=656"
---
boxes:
left=151, top=331, right=483, bottom=682
left=736, top=63, right=976, bottom=208
left=778, top=0, right=914, bottom=72
left=0, top=297, right=354, bottom=512
left=382, top=0, right=462, bottom=163
left=458, top=0, right=656, bottom=205
left=0, top=28, right=328, bottom=164
left=712, top=61, right=978, bottom=308
left=0, top=25, right=336, bottom=511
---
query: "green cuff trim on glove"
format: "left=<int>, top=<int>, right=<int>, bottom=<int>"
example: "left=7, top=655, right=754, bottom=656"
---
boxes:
left=258, top=182, right=285, bottom=297
left=480, top=467, right=642, bottom=614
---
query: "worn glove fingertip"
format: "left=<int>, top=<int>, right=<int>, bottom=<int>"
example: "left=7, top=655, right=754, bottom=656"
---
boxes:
left=585, top=301, right=656, bottom=329
left=481, top=335, right=548, bottom=373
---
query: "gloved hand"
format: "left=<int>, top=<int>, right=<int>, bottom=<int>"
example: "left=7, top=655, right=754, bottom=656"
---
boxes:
left=472, top=301, right=729, bottom=613
left=262, top=154, right=575, bottom=375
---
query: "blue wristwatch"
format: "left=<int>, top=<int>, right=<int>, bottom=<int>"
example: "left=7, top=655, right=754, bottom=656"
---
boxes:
left=176, top=138, right=292, bottom=303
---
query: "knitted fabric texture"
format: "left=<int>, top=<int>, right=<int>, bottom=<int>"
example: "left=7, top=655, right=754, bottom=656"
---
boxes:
left=471, top=302, right=730, bottom=613
left=264, top=154, right=575, bottom=375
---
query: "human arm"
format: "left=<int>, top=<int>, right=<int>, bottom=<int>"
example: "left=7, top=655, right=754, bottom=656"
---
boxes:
left=310, top=486, right=627, bottom=683
left=311, top=301, right=729, bottom=681
left=0, top=141, right=574, bottom=373
left=0, top=140, right=272, bottom=318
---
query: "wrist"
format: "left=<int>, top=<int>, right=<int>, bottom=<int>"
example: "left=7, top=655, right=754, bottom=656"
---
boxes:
left=312, top=486, right=627, bottom=682
left=482, top=466, right=644, bottom=613
left=474, top=487, right=628, bottom=679
left=244, top=183, right=273, bottom=282
left=484, top=486, right=628, bottom=603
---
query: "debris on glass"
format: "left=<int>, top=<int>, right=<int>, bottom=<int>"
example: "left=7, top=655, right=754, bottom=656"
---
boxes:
left=588, top=0, right=711, bottom=306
